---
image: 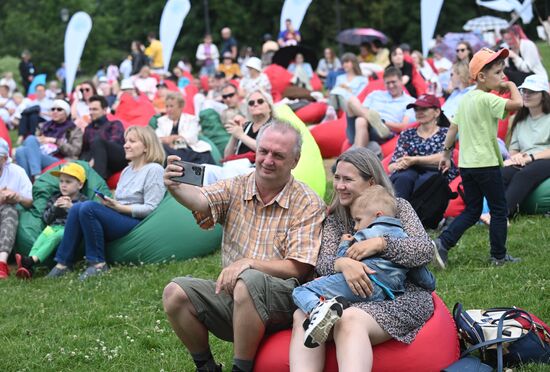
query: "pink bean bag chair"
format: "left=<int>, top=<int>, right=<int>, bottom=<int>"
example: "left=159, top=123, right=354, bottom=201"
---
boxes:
left=296, top=102, right=328, bottom=124
left=253, top=292, right=459, bottom=372
left=310, top=73, right=323, bottom=92
left=310, top=115, right=347, bottom=158
left=0, top=119, right=11, bottom=151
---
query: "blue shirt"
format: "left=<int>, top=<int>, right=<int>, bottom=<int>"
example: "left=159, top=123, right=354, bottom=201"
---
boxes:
left=362, top=90, right=416, bottom=123
left=442, top=85, right=475, bottom=119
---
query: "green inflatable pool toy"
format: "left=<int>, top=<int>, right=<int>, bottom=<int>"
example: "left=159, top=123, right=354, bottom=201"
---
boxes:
left=275, top=104, right=326, bottom=199
left=520, top=177, right=550, bottom=215
left=15, top=160, right=112, bottom=255
left=15, top=161, right=222, bottom=265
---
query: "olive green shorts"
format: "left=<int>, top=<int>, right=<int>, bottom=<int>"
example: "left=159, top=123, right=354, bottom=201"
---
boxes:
left=172, top=269, right=299, bottom=342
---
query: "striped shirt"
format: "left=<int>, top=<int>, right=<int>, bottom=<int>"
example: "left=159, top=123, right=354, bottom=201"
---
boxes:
left=201, top=172, right=326, bottom=268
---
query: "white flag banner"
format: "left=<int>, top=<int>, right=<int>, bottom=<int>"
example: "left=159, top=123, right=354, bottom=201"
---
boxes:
left=64, top=12, right=92, bottom=94
left=476, top=0, right=533, bottom=24
left=160, top=0, right=191, bottom=72
left=280, top=0, right=312, bottom=32
left=421, top=0, right=445, bottom=56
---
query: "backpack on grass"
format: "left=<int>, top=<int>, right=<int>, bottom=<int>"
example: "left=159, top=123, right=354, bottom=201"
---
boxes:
left=409, top=171, right=457, bottom=229
left=453, top=303, right=550, bottom=372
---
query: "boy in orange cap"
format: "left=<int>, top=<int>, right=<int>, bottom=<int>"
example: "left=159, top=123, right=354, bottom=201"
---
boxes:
left=434, top=48, right=523, bottom=268
left=15, top=163, right=88, bottom=279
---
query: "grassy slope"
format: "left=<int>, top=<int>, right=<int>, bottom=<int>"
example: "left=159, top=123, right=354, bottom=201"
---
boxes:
left=2, top=44, right=550, bottom=371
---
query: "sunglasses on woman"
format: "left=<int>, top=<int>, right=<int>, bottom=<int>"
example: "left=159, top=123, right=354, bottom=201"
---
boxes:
left=456, top=48, right=467, bottom=53
left=248, top=98, right=265, bottom=106
left=51, top=107, right=65, bottom=112
left=80, top=87, right=92, bottom=93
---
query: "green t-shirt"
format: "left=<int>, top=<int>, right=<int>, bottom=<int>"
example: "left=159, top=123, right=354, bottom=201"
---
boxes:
left=454, top=89, right=508, bottom=168
left=509, top=114, right=550, bottom=155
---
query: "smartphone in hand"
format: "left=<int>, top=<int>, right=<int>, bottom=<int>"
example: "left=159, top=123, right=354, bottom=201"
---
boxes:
left=94, top=188, right=106, bottom=199
left=170, top=160, right=205, bottom=187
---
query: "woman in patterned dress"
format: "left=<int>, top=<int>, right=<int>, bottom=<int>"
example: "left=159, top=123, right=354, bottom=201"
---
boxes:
left=389, top=94, right=458, bottom=200
left=289, top=148, right=435, bottom=371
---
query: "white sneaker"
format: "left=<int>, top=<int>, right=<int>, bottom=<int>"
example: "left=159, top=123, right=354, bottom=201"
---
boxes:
left=322, top=105, right=337, bottom=122
left=303, top=297, right=345, bottom=348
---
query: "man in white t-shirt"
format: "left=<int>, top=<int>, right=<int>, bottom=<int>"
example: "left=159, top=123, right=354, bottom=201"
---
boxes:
left=0, top=138, right=33, bottom=278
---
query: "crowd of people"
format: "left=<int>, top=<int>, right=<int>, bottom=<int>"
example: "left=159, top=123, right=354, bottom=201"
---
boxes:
left=1, top=20, right=550, bottom=372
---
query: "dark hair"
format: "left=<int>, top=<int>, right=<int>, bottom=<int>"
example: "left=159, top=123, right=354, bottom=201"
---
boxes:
left=510, top=91, right=550, bottom=134
left=341, top=52, right=362, bottom=76
left=79, top=80, right=98, bottom=95
left=148, top=32, right=157, bottom=39
left=89, top=95, right=108, bottom=109
left=390, top=45, right=402, bottom=56
left=437, top=112, right=451, bottom=128
left=456, top=41, right=474, bottom=62
left=371, top=39, right=383, bottom=49
left=383, top=66, right=402, bottom=80
left=479, top=57, right=505, bottom=76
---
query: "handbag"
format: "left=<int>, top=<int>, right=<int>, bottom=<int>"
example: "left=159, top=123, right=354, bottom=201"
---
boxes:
left=453, top=303, right=550, bottom=372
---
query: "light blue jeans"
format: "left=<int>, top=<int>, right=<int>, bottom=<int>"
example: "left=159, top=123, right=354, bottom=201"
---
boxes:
left=15, top=135, right=59, bottom=177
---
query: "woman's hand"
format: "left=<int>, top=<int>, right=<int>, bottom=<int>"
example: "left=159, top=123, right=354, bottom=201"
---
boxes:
left=101, top=195, right=121, bottom=211
left=507, top=153, right=528, bottom=167
left=335, top=257, right=376, bottom=298
left=225, top=122, right=244, bottom=139
left=346, top=237, right=385, bottom=261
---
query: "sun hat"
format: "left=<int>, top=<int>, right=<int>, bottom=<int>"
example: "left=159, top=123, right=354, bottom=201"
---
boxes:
left=246, top=57, right=262, bottom=72
left=406, top=94, right=441, bottom=109
left=518, top=74, right=549, bottom=92
left=52, top=99, right=71, bottom=116
left=120, top=78, right=134, bottom=91
left=469, top=47, right=509, bottom=80
left=50, top=162, right=87, bottom=183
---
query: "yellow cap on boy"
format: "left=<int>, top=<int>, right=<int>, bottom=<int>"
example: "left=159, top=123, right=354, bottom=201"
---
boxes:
left=51, top=163, right=87, bottom=183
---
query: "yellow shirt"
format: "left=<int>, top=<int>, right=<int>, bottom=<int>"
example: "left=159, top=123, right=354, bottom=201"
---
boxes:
left=145, top=39, right=164, bottom=69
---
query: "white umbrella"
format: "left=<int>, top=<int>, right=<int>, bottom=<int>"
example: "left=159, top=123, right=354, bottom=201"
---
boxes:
left=463, top=15, right=509, bottom=32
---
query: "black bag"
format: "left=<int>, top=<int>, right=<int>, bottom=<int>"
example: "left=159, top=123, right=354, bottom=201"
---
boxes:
left=408, top=170, right=457, bottom=229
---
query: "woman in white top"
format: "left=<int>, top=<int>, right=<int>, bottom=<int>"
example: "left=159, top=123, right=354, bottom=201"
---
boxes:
left=238, top=57, right=271, bottom=98
left=155, top=91, right=214, bottom=164
left=133, top=66, right=158, bottom=101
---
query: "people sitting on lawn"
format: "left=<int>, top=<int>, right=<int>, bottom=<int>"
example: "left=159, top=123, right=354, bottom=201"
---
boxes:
left=290, top=148, right=435, bottom=371
left=293, top=184, right=435, bottom=348
left=15, top=99, right=83, bottom=180
left=155, top=91, right=215, bottom=164
left=346, top=67, right=416, bottom=148
left=80, top=95, right=127, bottom=180
left=47, top=126, right=166, bottom=280
left=15, top=162, right=88, bottom=279
left=389, top=94, right=458, bottom=200
left=0, top=138, right=33, bottom=279
left=203, top=89, right=274, bottom=185
left=481, top=74, right=550, bottom=223
left=162, top=120, right=326, bottom=372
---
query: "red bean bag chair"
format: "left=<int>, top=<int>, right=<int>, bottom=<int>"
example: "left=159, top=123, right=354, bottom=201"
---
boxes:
left=163, top=79, right=179, bottom=92
left=113, top=93, right=156, bottom=128
left=382, top=152, right=393, bottom=174
left=357, top=77, right=386, bottom=102
left=310, top=73, right=323, bottom=92
left=41, top=159, right=67, bottom=174
left=264, top=64, right=293, bottom=102
left=183, top=83, right=199, bottom=115
left=253, top=292, right=459, bottom=372
left=200, top=75, right=209, bottom=92
left=107, top=171, right=122, bottom=190
left=444, top=175, right=465, bottom=218
left=310, top=115, right=347, bottom=158
left=340, top=139, right=352, bottom=154
left=498, top=117, right=509, bottom=141
left=0, top=119, right=11, bottom=151
left=296, top=102, right=327, bottom=124
left=380, top=135, right=400, bottom=158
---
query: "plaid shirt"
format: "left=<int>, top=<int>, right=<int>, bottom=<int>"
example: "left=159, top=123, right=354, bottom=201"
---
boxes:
left=82, top=115, right=125, bottom=153
left=201, top=172, right=326, bottom=268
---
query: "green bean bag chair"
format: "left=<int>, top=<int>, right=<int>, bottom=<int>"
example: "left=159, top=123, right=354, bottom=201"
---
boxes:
left=106, top=194, right=222, bottom=264
left=148, top=114, right=222, bottom=165
left=198, top=108, right=230, bottom=155
left=275, top=104, right=326, bottom=199
left=15, top=160, right=112, bottom=255
left=520, top=178, right=550, bottom=215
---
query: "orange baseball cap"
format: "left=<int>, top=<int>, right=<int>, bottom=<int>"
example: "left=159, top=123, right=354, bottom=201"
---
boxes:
left=469, top=47, right=509, bottom=80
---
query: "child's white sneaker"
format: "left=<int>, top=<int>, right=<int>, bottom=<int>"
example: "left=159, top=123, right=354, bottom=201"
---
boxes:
left=303, top=297, right=347, bottom=348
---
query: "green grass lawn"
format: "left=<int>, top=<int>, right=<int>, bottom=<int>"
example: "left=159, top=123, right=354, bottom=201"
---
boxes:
left=2, top=44, right=550, bottom=371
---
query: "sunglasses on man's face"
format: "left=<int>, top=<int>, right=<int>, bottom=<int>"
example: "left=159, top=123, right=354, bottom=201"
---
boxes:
left=222, top=92, right=236, bottom=100
left=51, top=107, right=65, bottom=112
left=248, top=98, right=265, bottom=106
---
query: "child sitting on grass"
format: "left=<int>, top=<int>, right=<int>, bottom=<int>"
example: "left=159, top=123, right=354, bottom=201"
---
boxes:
left=434, top=48, right=523, bottom=269
left=15, top=163, right=88, bottom=279
left=292, top=185, right=435, bottom=348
